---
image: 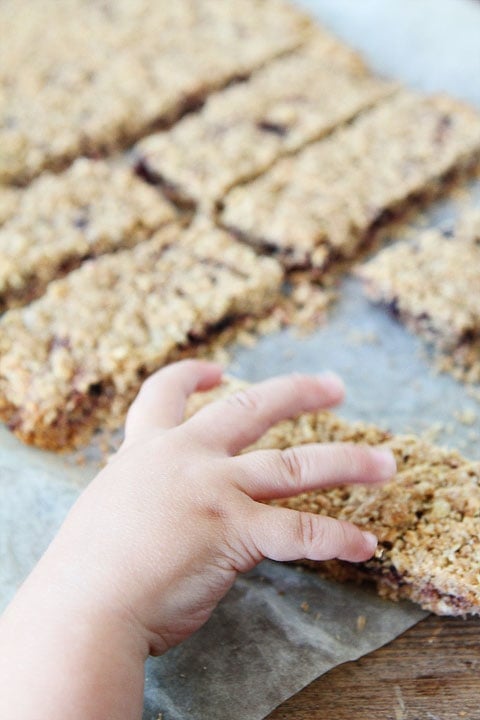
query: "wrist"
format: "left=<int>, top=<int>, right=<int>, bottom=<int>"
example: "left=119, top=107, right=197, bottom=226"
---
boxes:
left=4, top=538, right=150, bottom=663
left=0, top=572, right=147, bottom=720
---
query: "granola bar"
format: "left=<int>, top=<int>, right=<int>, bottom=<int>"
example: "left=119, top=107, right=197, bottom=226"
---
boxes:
left=358, top=220, right=480, bottom=350
left=0, top=0, right=311, bottom=185
left=220, top=91, right=480, bottom=274
left=0, top=159, right=179, bottom=311
left=0, top=221, right=283, bottom=450
left=135, top=35, right=397, bottom=207
left=186, top=380, right=480, bottom=616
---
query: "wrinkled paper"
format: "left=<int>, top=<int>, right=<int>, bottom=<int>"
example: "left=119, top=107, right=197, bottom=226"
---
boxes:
left=1, top=1, right=480, bottom=718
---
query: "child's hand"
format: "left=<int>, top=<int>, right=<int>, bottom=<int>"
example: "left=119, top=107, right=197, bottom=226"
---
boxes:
left=42, top=360, right=395, bottom=652
left=0, top=360, right=396, bottom=720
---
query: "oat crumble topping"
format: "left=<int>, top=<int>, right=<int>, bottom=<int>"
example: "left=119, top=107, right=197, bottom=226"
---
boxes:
left=221, top=91, right=480, bottom=274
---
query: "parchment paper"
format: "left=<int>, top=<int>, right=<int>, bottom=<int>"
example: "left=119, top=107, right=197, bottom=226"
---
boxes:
left=1, top=1, right=480, bottom=719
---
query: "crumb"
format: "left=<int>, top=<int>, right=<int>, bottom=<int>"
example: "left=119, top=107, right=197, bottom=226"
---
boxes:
left=356, top=614, right=367, bottom=632
left=347, top=329, right=380, bottom=346
left=454, top=409, right=477, bottom=426
left=300, top=601, right=310, bottom=612
left=421, top=423, right=445, bottom=444
left=279, top=276, right=336, bottom=334
left=236, top=330, right=258, bottom=349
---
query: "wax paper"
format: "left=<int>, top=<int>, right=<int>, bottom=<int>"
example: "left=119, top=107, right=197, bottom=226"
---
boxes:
left=1, top=1, right=480, bottom=718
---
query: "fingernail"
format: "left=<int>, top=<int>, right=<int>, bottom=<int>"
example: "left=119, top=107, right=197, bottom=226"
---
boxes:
left=371, top=448, right=397, bottom=481
left=316, top=372, right=345, bottom=398
left=362, top=531, right=378, bottom=553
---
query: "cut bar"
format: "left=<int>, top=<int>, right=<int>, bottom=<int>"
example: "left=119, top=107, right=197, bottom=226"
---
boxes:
left=220, top=91, right=480, bottom=274
left=0, top=221, right=283, bottom=450
left=135, top=34, right=397, bottom=207
left=0, top=0, right=311, bottom=185
left=186, top=380, right=480, bottom=616
left=358, top=220, right=480, bottom=350
left=358, top=211, right=480, bottom=382
left=0, top=159, right=179, bottom=311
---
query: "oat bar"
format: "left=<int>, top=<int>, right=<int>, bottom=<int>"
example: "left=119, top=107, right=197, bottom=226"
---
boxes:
left=0, top=221, right=283, bottom=450
left=0, top=159, right=179, bottom=311
left=0, top=0, right=311, bottom=185
left=358, top=220, right=480, bottom=351
left=221, top=91, right=480, bottom=274
left=186, top=381, right=480, bottom=616
left=135, top=35, right=397, bottom=207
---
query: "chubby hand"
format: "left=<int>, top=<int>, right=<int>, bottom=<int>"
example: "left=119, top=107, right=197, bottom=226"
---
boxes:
left=30, top=360, right=395, bottom=658
left=0, top=360, right=397, bottom=720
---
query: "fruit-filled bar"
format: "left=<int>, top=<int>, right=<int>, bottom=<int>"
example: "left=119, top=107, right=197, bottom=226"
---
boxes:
left=135, top=34, right=397, bottom=207
left=221, top=91, right=480, bottom=274
left=0, top=0, right=311, bottom=184
left=0, top=159, right=179, bottom=311
left=0, top=222, right=283, bottom=450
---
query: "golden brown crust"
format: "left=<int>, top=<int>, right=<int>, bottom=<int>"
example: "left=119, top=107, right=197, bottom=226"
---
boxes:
left=0, top=222, right=283, bottom=450
left=187, top=380, right=480, bottom=616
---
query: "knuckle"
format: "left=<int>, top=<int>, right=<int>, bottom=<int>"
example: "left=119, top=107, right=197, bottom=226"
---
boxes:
left=296, top=512, right=320, bottom=556
left=279, top=447, right=304, bottom=491
left=227, top=387, right=262, bottom=413
left=335, top=520, right=349, bottom=548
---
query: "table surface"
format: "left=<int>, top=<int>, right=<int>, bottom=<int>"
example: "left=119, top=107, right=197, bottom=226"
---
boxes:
left=268, top=614, right=480, bottom=719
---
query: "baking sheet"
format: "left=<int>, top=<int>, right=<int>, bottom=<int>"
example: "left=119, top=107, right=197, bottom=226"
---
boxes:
left=1, top=1, right=480, bottom=719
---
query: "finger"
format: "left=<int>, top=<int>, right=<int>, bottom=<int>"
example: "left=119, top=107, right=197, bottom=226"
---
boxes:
left=233, top=443, right=396, bottom=499
left=125, top=360, right=223, bottom=439
left=186, top=372, right=345, bottom=455
left=247, top=502, right=378, bottom=563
